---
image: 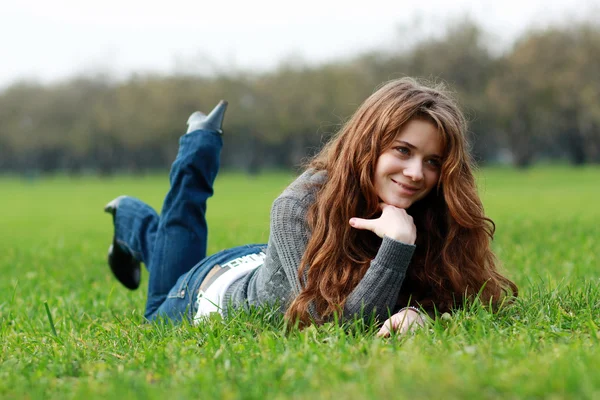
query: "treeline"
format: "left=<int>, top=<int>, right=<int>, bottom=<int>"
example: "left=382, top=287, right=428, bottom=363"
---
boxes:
left=1, top=20, right=599, bottom=174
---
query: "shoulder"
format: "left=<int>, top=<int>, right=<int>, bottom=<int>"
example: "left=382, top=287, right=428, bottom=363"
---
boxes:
left=270, top=169, right=326, bottom=221
left=276, top=169, right=327, bottom=206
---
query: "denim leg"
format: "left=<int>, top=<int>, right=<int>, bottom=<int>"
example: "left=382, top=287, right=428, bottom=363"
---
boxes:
left=144, top=129, right=222, bottom=319
left=113, top=197, right=159, bottom=265
left=146, top=244, right=268, bottom=323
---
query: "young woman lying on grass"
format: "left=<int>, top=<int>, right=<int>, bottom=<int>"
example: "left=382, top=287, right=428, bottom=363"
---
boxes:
left=103, top=78, right=517, bottom=336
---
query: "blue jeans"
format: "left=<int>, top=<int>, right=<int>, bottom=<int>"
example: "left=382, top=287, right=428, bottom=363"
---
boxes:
left=113, top=128, right=265, bottom=322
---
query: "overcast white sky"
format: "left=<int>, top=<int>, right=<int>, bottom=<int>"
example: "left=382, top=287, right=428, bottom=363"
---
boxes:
left=1, top=0, right=598, bottom=89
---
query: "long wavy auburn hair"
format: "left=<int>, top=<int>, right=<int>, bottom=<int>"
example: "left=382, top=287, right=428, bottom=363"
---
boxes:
left=284, top=77, right=518, bottom=327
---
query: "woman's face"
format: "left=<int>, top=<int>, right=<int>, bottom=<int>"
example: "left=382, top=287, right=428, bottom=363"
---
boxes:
left=374, top=119, right=443, bottom=209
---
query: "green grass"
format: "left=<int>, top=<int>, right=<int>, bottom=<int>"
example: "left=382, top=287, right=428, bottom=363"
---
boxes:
left=1, top=166, right=599, bottom=399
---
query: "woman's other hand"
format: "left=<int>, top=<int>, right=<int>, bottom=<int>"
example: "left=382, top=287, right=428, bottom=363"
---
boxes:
left=349, top=203, right=417, bottom=245
left=376, top=308, right=427, bottom=338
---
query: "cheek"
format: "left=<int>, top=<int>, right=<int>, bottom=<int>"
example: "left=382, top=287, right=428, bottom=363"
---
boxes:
left=374, top=156, right=392, bottom=181
left=424, top=171, right=441, bottom=191
left=372, top=169, right=383, bottom=196
left=378, top=154, right=403, bottom=174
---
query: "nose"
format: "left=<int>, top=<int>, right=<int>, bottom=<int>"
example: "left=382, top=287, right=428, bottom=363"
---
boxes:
left=403, top=159, right=424, bottom=182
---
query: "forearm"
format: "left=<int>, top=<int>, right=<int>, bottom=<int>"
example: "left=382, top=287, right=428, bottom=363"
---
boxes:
left=343, top=236, right=415, bottom=321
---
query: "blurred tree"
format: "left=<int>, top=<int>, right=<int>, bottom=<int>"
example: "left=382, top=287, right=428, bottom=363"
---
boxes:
left=488, top=23, right=600, bottom=166
left=1, top=20, right=599, bottom=173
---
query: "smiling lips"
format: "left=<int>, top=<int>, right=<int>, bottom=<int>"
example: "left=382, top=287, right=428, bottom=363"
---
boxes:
left=391, top=178, right=420, bottom=195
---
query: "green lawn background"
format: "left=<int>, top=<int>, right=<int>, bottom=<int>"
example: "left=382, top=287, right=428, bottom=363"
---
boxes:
left=1, top=166, right=599, bottom=399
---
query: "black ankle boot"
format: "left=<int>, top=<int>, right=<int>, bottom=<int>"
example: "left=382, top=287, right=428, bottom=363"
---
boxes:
left=104, top=196, right=141, bottom=290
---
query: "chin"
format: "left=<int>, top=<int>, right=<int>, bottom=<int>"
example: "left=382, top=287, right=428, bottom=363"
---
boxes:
left=387, top=198, right=414, bottom=209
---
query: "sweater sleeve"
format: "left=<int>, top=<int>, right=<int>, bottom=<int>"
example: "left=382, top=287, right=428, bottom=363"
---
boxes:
left=269, top=196, right=311, bottom=300
left=342, top=236, right=415, bottom=321
left=270, top=195, right=415, bottom=323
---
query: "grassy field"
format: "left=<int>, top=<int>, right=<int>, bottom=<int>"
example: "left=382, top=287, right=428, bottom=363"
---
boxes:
left=1, top=166, right=599, bottom=399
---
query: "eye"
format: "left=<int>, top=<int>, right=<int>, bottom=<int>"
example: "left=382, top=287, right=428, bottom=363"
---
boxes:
left=394, top=146, right=410, bottom=156
left=426, top=158, right=442, bottom=169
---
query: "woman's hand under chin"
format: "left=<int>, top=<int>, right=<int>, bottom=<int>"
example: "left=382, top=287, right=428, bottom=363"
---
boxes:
left=377, top=308, right=427, bottom=338
left=349, top=203, right=417, bottom=245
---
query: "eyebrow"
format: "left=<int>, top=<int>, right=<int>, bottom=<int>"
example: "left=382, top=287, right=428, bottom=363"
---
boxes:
left=395, top=140, right=442, bottom=158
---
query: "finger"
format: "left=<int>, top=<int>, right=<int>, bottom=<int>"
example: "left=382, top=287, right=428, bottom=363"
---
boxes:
left=379, top=203, right=405, bottom=214
left=376, top=327, right=390, bottom=338
left=376, top=321, right=391, bottom=338
left=379, top=202, right=401, bottom=212
left=349, top=217, right=376, bottom=232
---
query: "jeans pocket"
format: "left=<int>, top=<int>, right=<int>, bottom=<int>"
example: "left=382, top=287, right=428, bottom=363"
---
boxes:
left=167, top=267, right=196, bottom=299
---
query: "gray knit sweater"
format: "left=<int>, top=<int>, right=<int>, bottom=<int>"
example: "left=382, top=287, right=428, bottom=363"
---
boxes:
left=223, top=169, right=416, bottom=322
